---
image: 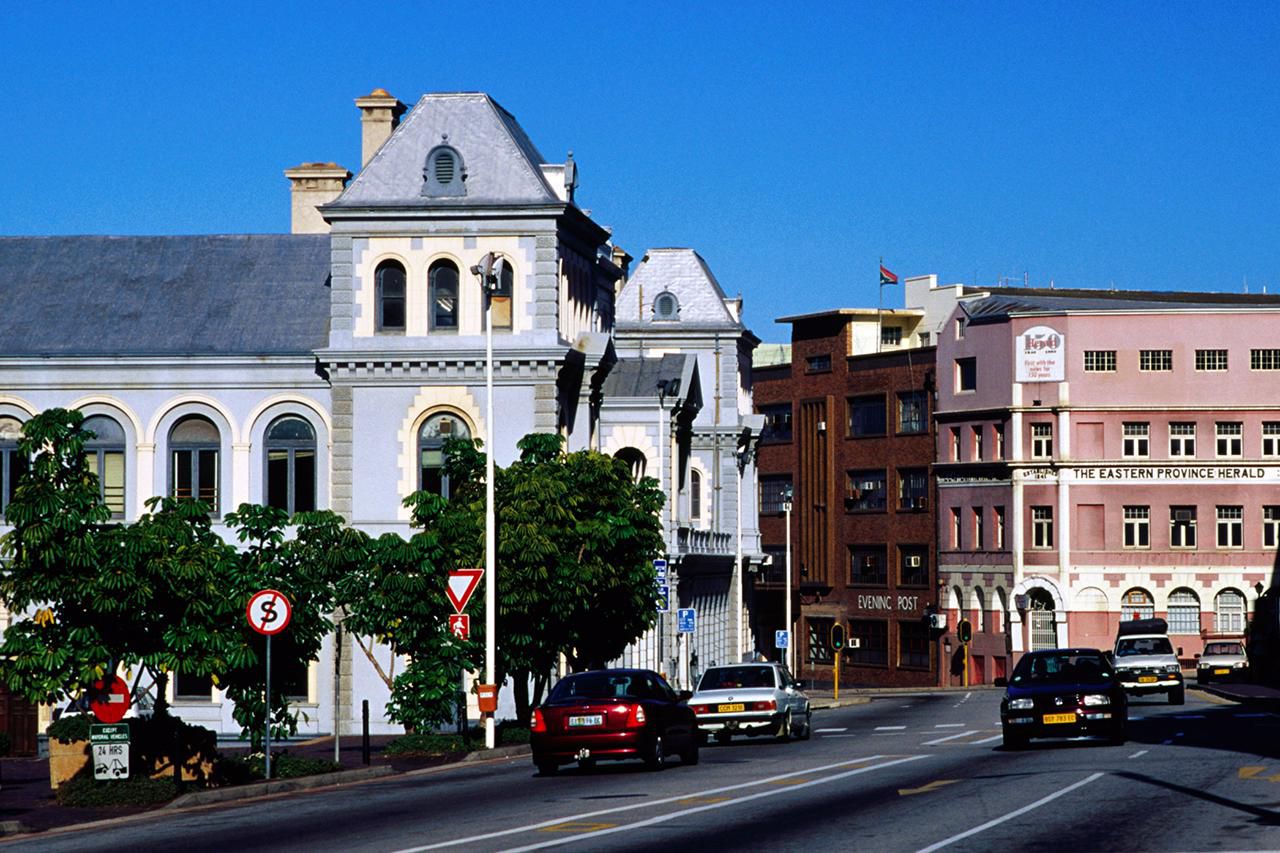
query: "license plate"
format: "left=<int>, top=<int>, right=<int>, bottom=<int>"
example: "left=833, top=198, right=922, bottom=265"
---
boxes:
left=1214, top=668, right=1229, bottom=675
left=1138, top=676, right=1157, bottom=683
left=1043, top=713, right=1076, bottom=724
left=717, top=703, right=745, bottom=713
left=568, top=714, right=603, bottom=727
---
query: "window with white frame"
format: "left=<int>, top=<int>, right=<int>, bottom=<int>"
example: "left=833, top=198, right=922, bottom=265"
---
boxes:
left=955, top=317, right=966, bottom=339
left=1215, top=588, right=1246, bottom=633
left=1031, top=423, right=1053, bottom=459
left=1140, top=349, right=1173, bottom=371
left=1217, top=505, right=1243, bottom=548
left=1123, top=506, right=1150, bottom=549
left=1167, top=588, right=1201, bottom=634
left=993, top=423, right=1005, bottom=459
left=950, top=427, right=962, bottom=462
left=83, top=414, right=126, bottom=518
left=265, top=415, right=317, bottom=515
left=956, top=357, right=977, bottom=392
left=994, top=505, right=1006, bottom=549
left=1084, top=350, right=1116, bottom=372
left=419, top=413, right=471, bottom=498
left=971, top=426, right=983, bottom=461
left=1216, top=422, right=1243, bottom=457
left=1121, top=588, right=1155, bottom=621
left=1251, top=349, right=1280, bottom=371
left=0, top=416, right=29, bottom=516
left=1196, top=349, right=1229, bottom=371
left=1263, top=422, right=1280, bottom=457
left=950, top=507, right=962, bottom=550
left=1169, top=422, right=1196, bottom=457
left=1170, top=506, right=1197, bottom=548
left=1123, top=422, right=1149, bottom=458
left=1032, top=506, right=1054, bottom=549
left=690, top=469, right=702, bottom=521
left=881, top=326, right=902, bottom=346
left=972, top=506, right=984, bottom=550
left=429, top=259, right=460, bottom=331
left=1265, top=506, right=1280, bottom=549
left=170, top=415, right=220, bottom=515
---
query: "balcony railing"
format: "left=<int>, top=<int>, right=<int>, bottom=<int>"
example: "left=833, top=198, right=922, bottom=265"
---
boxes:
left=676, top=526, right=734, bottom=556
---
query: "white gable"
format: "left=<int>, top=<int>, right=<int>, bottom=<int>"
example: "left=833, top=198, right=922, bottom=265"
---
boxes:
left=617, top=248, right=736, bottom=326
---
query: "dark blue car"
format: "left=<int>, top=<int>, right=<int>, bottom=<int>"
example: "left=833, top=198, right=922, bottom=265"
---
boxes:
left=996, top=648, right=1128, bottom=749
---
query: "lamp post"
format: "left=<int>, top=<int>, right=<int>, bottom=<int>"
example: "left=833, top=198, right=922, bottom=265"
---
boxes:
left=471, top=252, right=503, bottom=749
left=657, top=378, right=680, bottom=682
left=782, top=485, right=794, bottom=672
left=734, top=426, right=756, bottom=663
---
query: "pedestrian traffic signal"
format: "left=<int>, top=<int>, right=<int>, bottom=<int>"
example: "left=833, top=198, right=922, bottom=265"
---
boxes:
left=957, top=618, right=973, bottom=644
left=831, top=622, right=846, bottom=651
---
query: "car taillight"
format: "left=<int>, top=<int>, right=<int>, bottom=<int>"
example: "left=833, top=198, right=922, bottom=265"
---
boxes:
left=626, top=703, right=647, bottom=728
left=691, top=704, right=712, bottom=715
left=531, top=708, right=547, bottom=734
left=750, top=700, right=777, bottom=712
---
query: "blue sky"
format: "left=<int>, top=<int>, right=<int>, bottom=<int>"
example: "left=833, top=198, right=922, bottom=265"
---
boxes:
left=4, top=2, right=1277, bottom=339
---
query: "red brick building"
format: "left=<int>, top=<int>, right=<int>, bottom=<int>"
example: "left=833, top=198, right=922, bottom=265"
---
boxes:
left=753, top=309, right=941, bottom=687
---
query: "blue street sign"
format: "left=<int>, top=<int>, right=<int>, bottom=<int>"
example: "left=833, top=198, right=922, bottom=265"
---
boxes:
left=654, top=558, right=668, bottom=580
left=775, top=629, right=789, bottom=649
left=655, top=584, right=670, bottom=613
left=677, top=608, right=696, bottom=633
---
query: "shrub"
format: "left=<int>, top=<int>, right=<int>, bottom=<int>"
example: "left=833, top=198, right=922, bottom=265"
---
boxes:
left=47, top=713, right=92, bottom=744
left=55, top=772, right=178, bottom=807
left=213, top=751, right=341, bottom=783
left=385, top=722, right=528, bottom=755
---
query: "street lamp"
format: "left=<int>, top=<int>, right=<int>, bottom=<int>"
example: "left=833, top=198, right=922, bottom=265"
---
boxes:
left=470, top=252, right=505, bottom=749
left=735, top=425, right=757, bottom=663
left=782, top=484, right=794, bottom=672
left=656, top=377, right=680, bottom=683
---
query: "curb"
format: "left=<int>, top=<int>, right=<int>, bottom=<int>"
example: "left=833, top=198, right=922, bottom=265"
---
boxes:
left=1, top=820, right=33, bottom=837
left=461, top=743, right=531, bottom=762
left=166, top=765, right=395, bottom=809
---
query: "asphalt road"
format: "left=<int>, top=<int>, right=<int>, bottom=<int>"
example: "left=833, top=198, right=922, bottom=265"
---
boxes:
left=9, top=688, right=1280, bottom=852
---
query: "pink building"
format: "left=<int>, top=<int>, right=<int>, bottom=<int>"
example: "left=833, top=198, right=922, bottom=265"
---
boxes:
left=935, top=287, right=1280, bottom=678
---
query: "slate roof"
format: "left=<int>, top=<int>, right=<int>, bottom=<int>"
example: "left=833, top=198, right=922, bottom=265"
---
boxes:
left=601, top=354, right=695, bottom=399
left=0, top=235, right=331, bottom=357
left=328, top=93, right=561, bottom=209
left=962, top=286, right=1280, bottom=325
left=616, top=248, right=737, bottom=326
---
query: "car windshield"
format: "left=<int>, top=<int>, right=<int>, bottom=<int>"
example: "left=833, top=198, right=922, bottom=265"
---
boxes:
left=697, top=666, right=776, bottom=690
left=1010, top=652, right=1111, bottom=684
left=1204, top=642, right=1243, bottom=656
left=548, top=672, right=655, bottom=701
left=1115, top=637, right=1174, bottom=657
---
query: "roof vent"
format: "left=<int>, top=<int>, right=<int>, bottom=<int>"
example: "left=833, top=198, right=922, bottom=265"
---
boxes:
left=423, top=137, right=466, bottom=198
left=653, top=291, right=679, bottom=321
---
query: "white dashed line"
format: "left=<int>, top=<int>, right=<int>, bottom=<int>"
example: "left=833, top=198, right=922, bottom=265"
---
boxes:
left=814, top=727, right=848, bottom=733
left=934, top=723, right=965, bottom=728
left=923, top=731, right=978, bottom=745
left=1129, top=749, right=1149, bottom=759
left=875, top=725, right=907, bottom=731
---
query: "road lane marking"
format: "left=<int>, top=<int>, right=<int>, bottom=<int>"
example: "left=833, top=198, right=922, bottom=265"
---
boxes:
left=394, top=754, right=926, bottom=852
left=537, top=823, right=616, bottom=833
left=676, top=796, right=731, bottom=805
left=825, top=734, right=859, bottom=738
left=899, top=779, right=958, bottom=796
left=922, top=731, right=977, bottom=745
left=915, top=772, right=1105, bottom=852
left=876, top=725, right=907, bottom=730
left=1239, top=767, right=1267, bottom=779
left=971, top=734, right=1003, bottom=745
left=498, top=754, right=931, bottom=852
left=815, top=727, right=848, bottom=733
left=1129, top=750, right=1148, bottom=759
left=934, top=723, right=965, bottom=728
left=1236, top=713, right=1270, bottom=718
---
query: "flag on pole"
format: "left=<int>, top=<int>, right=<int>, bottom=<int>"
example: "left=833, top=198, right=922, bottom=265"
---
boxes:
left=879, top=264, right=898, bottom=286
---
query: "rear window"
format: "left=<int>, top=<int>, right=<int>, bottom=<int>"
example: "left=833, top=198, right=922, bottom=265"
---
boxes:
left=1115, top=637, right=1174, bottom=657
left=548, top=672, right=667, bottom=701
left=1010, top=652, right=1111, bottom=684
left=697, top=666, right=777, bottom=690
left=1204, top=642, right=1243, bottom=656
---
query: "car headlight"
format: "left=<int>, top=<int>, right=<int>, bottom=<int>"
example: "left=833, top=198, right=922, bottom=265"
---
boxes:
left=1082, top=694, right=1110, bottom=706
left=1233, top=661, right=1247, bottom=669
left=1167, top=664, right=1182, bottom=673
left=1008, top=698, right=1034, bottom=710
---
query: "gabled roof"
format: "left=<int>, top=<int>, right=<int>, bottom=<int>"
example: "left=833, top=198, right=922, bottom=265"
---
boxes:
left=0, top=235, right=330, bottom=357
left=961, top=286, right=1280, bottom=324
left=616, top=248, right=737, bottom=327
left=328, top=93, right=561, bottom=209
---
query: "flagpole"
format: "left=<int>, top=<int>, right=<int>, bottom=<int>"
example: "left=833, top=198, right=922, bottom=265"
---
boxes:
left=877, top=256, right=884, bottom=354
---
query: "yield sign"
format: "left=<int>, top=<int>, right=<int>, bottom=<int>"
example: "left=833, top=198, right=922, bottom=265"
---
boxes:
left=447, top=568, right=484, bottom=614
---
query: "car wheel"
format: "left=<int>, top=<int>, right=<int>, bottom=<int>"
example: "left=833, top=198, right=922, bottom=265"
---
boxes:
left=535, top=759, right=559, bottom=776
left=796, top=709, right=812, bottom=740
left=644, top=734, right=666, bottom=770
left=776, top=711, right=792, bottom=742
left=1169, top=686, right=1185, bottom=705
left=1002, top=729, right=1027, bottom=750
left=1107, top=727, right=1127, bottom=746
left=681, top=737, right=700, bottom=766
left=714, top=730, right=732, bottom=745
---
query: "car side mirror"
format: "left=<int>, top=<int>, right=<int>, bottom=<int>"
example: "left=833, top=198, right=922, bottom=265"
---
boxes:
left=1194, top=653, right=1201, bottom=659
left=678, top=690, right=693, bottom=702
left=1177, top=647, right=1184, bottom=657
left=993, top=677, right=1007, bottom=687
left=793, top=680, right=806, bottom=691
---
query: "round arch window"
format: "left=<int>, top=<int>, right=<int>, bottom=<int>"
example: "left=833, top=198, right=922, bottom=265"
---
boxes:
left=0, top=415, right=27, bottom=514
left=170, top=415, right=220, bottom=513
left=83, top=414, right=126, bottom=517
left=419, top=413, right=471, bottom=498
left=614, top=447, right=647, bottom=482
left=265, top=415, right=317, bottom=514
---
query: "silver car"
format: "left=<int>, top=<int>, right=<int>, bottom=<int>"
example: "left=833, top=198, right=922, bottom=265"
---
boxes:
left=688, top=662, right=812, bottom=743
left=1196, top=640, right=1249, bottom=684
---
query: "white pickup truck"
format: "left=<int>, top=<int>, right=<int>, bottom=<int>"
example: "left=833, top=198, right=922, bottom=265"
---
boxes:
left=1112, top=618, right=1185, bottom=705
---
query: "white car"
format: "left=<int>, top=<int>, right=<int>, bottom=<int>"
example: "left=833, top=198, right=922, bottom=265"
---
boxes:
left=688, top=662, right=812, bottom=743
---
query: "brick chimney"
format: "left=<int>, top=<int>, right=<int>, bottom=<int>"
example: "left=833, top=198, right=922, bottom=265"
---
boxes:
left=355, top=88, right=406, bottom=167
left=283, top=162, right=351, bottom=234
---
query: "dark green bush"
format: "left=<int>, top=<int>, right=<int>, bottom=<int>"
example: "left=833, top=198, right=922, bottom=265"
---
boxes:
left=213, top=751, right=341, bottom=783
left=55, top=772, right=178, bottom=807
left=385, top=722, right=528, bottom=755
left=47, top=713, right=92, bottom=743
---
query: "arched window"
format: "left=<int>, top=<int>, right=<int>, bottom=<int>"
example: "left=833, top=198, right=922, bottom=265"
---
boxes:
left=1167, top=588, right=1201, bottom=634
left=614, top=447, right=647, bottom=482
left=170, top=415, right=220, bottom=514
left=430, top=260, right=460, bottom=331
left=490, top=259, right=514, bottom=331
left=376, top=260, right=406, bottom=331
left=83, top=414, right=126, bottom=518
left=265, top=416, right=317, bottom=514
left=1216, top=588, right=1247, bottom=633
left=975, top=588, right=988, bottom=633
left=419, top=413, right=470, bottom=498
left=1121, top=588, right=1155, bottom=621
left=653, top=291, right=679, bottom=321
left=0, top=416, right=28, bottom=514
left=690, top=469, right=702, bottom=521
left=1028, top=588, right=1057, bottom=650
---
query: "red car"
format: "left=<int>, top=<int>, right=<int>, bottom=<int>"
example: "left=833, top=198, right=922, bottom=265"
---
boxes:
left=530, top=668, right=699, bottom=774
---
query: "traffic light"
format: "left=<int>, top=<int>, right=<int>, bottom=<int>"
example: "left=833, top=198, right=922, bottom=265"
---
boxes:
left=831, top=622, right=846, bottom=651
left=957, top=618, right=973, bottom=644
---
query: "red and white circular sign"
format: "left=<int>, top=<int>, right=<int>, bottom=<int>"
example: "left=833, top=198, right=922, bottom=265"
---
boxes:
left=246, top=589, right=292, bottom=636
left=89, top=675, right=131, bottom=723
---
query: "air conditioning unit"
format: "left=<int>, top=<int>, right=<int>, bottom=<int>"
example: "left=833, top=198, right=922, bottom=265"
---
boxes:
left=906, top=555, right=922, bottom=568
left=817, top=420, right=827, bottom=433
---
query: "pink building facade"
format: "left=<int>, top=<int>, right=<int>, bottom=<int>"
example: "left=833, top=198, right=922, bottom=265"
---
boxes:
left=934, top=288, right=1280, bottom=678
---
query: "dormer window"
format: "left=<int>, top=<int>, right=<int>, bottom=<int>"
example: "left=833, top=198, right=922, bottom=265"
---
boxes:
left=423, top=142, right=466, bottom=197
left=653, top=291, right=679, bottom=321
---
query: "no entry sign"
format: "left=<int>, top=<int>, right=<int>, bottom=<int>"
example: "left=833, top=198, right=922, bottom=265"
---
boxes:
left=89, top=675, right=131, bottom=724
left=246, top=589, right=292, bottom=636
